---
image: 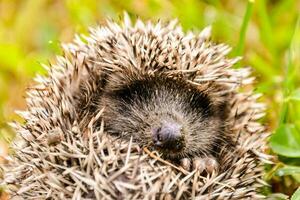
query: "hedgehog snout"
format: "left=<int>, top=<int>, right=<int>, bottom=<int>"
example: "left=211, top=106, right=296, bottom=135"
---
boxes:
left=151, top=122, right=184, bottom=151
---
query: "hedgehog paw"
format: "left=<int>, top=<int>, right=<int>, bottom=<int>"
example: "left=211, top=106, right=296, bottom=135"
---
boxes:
left=180, top=158, right=191, bottom=171
left=192, top=157, right=218, bottom=173
left=180, top=157, right=218, bottom=173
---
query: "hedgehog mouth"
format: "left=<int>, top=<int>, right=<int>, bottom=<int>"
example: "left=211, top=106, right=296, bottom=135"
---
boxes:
left=153, top=143, right=187, bottom=159
left=155, top=143, right=185, bottom=152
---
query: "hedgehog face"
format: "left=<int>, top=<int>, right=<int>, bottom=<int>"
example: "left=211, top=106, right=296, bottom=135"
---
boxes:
left=100, top=74, right=227, bottom=160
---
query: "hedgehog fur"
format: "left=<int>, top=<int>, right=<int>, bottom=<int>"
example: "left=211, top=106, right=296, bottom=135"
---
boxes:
left=1, top=14, right=271, bottom=199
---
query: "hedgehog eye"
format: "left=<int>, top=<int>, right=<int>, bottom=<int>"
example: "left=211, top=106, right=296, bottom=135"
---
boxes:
left=157, top=127, right=161, bottom=133
left=187, top=90, right=213, bottom=117
left=175, top=141, right=184, bottom=150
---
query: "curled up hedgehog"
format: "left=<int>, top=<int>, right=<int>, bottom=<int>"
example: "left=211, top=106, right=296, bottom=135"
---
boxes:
left=1, top=14, right=271, bottom=199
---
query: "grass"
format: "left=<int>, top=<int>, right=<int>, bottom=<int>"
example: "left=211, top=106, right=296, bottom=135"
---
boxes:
left=0, top=0, right=299, bottom=198
left=234, top=0, right=254, bottom=57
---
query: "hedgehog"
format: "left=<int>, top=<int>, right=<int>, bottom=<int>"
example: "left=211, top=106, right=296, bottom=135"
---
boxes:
left=1, top=14, right=271, bottom=199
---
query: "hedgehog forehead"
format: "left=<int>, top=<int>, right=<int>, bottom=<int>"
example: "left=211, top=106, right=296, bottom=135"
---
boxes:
left=106, top=74, right=214, bottom=119
left=109, top=74, right=195, bottom=98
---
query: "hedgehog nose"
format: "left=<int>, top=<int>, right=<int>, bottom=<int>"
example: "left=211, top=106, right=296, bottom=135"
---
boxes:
left=152, top=122, right=184, bottom=150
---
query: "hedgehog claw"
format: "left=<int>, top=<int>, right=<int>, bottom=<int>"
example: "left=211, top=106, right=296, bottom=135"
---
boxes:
left=180, top=158, right=191, bottom=171
left=192, top=157, right=218, bottom=173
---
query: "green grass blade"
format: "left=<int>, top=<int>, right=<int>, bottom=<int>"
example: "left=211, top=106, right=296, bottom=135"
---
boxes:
left=234, top=0, right=254, bottom=57
left=279, top=14, right=300, bottom=124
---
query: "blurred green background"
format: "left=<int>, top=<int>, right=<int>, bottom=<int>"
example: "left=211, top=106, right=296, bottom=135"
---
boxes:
left=0, top=0, right=299, bottom=198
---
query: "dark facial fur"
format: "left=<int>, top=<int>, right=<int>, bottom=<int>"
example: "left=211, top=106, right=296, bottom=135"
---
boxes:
left=99, top=74, right=231, bottom=160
